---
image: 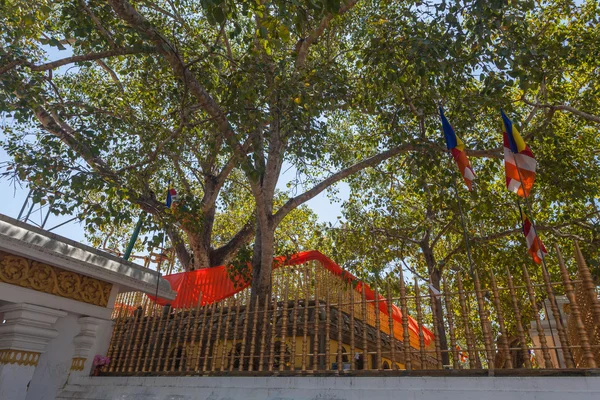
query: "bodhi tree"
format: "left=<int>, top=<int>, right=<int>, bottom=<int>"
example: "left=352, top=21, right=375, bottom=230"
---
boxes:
left=2, top=0, right=599, bottom=308
left=97, top=0, right=436, bottom=301
left=2, top=0, right=420, bottom=300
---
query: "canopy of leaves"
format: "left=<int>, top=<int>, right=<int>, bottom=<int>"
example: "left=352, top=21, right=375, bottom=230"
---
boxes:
left=1, top=0, right=599, bottom=299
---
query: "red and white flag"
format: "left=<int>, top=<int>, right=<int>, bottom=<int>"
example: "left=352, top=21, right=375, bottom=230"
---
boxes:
left=521, top=211, right=547, bottom=264
left=502, top=110, right=537, bottom=198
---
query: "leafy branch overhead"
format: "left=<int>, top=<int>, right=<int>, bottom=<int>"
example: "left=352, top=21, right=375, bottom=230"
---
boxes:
left=1, top=1, right=599, bottom=305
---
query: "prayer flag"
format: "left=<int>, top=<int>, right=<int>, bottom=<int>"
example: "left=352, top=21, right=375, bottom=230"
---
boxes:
left=502, top=110, right=537, bottom=197
left=521, top=210, right=547, bottom=264
left=166, top=188, right=178, bottom=209
left=440, top=107, right=475, bottom=191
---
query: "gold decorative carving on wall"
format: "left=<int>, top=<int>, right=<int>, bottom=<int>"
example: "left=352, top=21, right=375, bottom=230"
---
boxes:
left=0, top=349, right=41, bottom=366
left=0, top=250, right=112, bottom=307
left=71, top=357, right=87, bottom=371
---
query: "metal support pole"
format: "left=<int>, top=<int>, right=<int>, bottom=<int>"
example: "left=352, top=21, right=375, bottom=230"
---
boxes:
left=123, top=215, right=144, bottom=261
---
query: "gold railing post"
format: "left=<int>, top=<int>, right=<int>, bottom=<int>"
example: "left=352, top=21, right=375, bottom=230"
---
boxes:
left=268, top=290, right=278, bottom=372
left=193, top=303, right=209, bottom=372
left=135, top=300, right=155, bottom=372
left=557, top=244, right=597, bottom=368
left=211, top=299, right=226, bottom=372
left=290, top=279, right=300, bottom=372
left=574, top=241, right=600, bottom=331
left=442, top=276, right=460, bottom=369
left=360, top=281, right=369, bottom=370
left=229, top=296, right=243, bottom=371
left=312, top=271, right=321, bottom=371
left=386, top=281, right=397, bottom=370
left=373, top=284, right=383, bottom=371
left=186, top=297, right=204, bottom=372
left=489, top=273, right=511, bottom=369
left=259, top=294, right=270, bottom=372
left=248, top=296, right=261, bottom=372
left=279, top=282, right=290, bottom=372
left=473, top=271, right=495, bottom=372
left=121, top=295, right=142, bottom=372
left=506, top=267, right=532, bottom=368
left=113, top=292, right=134, bottom=372
left=302, top=265, right=310, bottom=373
left=337, top=288, right=343, bottom=374
left=539, top=265, right=574, bottom=368
left=413, top=277, right=427, bottom=368
left=398, top=268, right=411, bottom=371
left=163, top=302, right=181, bottom=372
left=107, top=292, right=131, bottom=372
left=429, top=284, right=443, bottom=370
left=324, top=286, right=331, bottom=371
left=170, top=301, right=189, bottom=372
left=202, top=302, right=217, bottom=373
left=349, top=282, right=356, bottom=371
left=238, top=290, right=250, bottom=371
left=220, top=298, right=233, bottom=372
left=141, top=302, right=160, bottom=372
left=456, top=273, right=478, bottom=369
left=522, top=265, right=553, bottom=368
left=129, top=297, right=149, bottom=372
left=150, top=302, right=170, bottom=372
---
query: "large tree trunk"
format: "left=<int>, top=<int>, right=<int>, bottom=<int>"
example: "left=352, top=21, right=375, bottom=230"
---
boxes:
left=250, top=218, right=275, bottom=302
left=421, top=243, right=450, bottom=367
left=244, top=217, right=276, bottom=369
left=173, top=206, right=255, bottom=271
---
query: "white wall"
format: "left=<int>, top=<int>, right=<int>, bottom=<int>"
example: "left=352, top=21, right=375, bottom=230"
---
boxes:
left=70, top=319, right=114, bottom=378
left=58, top=376, right=600, bottom=400
left=0, top=363, right=36, bottom=400
left=25, top=313, right=79, bottom=400
left=21, top=312, right=114, bottom=400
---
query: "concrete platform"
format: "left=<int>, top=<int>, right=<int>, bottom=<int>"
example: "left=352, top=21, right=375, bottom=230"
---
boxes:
left=57, top=375, right=600, bottom=400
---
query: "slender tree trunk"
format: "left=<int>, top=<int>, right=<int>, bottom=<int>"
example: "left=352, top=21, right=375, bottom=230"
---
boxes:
left=430, top=267, right=449, bottom=367
left=421, top=243, right=450, bottom=366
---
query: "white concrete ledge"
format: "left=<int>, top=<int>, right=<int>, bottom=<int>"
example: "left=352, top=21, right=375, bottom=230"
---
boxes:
left=0, top=214, right=175, bottom=299
left=58, top=375, right=600, bottom=400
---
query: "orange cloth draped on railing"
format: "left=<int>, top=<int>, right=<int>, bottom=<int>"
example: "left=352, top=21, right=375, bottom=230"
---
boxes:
left=149, top=250, right=434, bottom=346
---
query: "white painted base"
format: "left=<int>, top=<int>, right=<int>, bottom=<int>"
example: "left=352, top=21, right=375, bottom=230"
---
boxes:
left=0, top=363, right=36, bottom=400
left=58, top=375, right=600, bottom=400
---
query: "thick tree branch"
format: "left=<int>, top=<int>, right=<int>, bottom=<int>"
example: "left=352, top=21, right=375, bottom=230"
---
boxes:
left=34, top=105, right=119, bottom=180
left=442, top=213, right=599, bottom=264
left=0, top=59, right=23, bottom=75
left=79, top=0, right=117, bottom=48
left=29, top=47, right=154, bottom=71
left=165, top=225, right=192, bottom=269
left=422, top=140, right=503, bottom=159
left=210, top=216, right=256, bottom=266
left=273, top=143, right=416, bottom=225
left=34, top=103, right=170, bottom=216
left=431, top=218, right=455, bottom=248
left=107, top=0, right=256, bottom=180
left=295, top=0, right=359, bottom=68
left=521, top=97, right=600, bottom=124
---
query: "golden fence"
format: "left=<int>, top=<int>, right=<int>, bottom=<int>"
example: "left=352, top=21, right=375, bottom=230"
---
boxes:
left=101, top=242, right=599, bottom=376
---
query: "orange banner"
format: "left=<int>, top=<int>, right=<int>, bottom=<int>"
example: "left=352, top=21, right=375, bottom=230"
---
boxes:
left=149, top=250, right=434, bottom=345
